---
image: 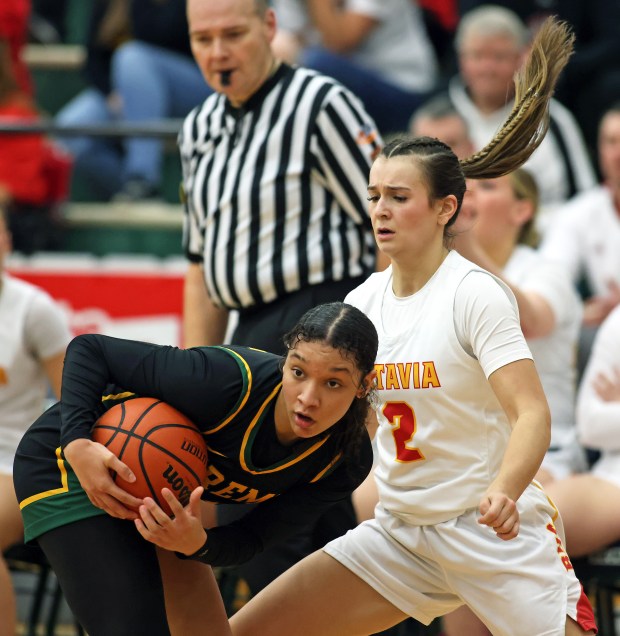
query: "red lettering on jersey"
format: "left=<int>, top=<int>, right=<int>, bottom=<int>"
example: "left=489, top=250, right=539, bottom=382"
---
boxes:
left=546, top=522, right=574, bottom=571
left=383, top=401, right=425, bottom=463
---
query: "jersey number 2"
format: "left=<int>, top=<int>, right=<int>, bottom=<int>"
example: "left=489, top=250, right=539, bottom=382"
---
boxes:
left=383, top=401, right=425, bottom=463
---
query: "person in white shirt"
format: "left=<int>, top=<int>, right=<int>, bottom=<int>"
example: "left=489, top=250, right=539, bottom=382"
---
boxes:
left=540, top=103, right=620, bottom=383
left=270, top=0, right=438, bottom=135
left=409, top=94, right=474, bottom=161
left=544, top=305, right=620, bottom=558
left=229, top=18, right=597, bottom=636
left=0, top=206, right=71, bottom=636
left=541, top=104, right=620, bottom=329
left=447, top=5, right=595, bottom=234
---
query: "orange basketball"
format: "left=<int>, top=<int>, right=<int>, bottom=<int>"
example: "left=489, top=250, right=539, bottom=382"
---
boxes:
left=91, top=397, right=208, bottom=516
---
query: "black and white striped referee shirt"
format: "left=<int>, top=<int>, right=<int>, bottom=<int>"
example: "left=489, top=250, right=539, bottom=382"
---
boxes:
left=179, top=63, right=382, bottom=311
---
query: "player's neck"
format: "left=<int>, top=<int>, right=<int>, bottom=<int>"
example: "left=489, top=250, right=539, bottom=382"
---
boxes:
left=391, top=248, right=449, bottom=297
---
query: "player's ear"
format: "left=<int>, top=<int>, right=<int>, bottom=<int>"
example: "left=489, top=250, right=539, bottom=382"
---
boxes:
left=357, top=370, right=377, bottom=398
left=437, top=195, right=458, bottom=227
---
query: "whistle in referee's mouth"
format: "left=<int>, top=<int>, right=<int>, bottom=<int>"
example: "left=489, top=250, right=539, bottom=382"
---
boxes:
left=221, top=70, right=232, bottom=86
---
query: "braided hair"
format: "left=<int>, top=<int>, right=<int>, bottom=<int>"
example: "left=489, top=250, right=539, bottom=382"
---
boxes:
left=381, top=16, right=575, bottom=230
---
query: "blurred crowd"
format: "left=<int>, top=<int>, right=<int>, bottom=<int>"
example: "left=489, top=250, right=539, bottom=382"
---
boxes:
left=2, top=1, right=620, bottom=634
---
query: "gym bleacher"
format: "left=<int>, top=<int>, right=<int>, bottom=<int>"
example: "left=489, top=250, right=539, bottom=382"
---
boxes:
left=21, top=0, right=185, bottom=260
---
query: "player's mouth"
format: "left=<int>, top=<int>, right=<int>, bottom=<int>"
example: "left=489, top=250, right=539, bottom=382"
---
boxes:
left=293, top=411, right=315, bottom=430
left=376, top=227, right=395, bottom=239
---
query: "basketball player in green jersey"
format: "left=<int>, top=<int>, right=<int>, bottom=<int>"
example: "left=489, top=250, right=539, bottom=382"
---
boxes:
left=13, top=302, right=378, bottom=636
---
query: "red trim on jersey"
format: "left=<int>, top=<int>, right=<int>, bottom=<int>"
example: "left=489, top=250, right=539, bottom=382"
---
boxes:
left=575, top=584, right=598, bottom=633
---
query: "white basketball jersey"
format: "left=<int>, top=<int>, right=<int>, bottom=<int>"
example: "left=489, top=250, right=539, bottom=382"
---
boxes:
left=346, top=251, right=532, bottom=525
left=0, top=274, right=71, bottom=472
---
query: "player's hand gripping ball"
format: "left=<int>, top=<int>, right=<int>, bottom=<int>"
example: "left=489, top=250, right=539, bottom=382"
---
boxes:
left=91, top=397, right=208, bottom=516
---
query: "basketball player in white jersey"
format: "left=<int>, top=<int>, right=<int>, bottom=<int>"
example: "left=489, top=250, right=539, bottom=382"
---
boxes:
left=0, top=206, right=71, bottom=636
left=230, top=18, right=597, bottom=636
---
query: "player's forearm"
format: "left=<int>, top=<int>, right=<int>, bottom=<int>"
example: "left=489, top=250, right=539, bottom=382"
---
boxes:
left=492, top=409, right=550, bottom=501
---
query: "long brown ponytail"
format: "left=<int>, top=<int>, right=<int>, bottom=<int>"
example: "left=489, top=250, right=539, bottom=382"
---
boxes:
left=380, top=17, right=575, bottom=225
left=460, top=17, right=575, bottom=179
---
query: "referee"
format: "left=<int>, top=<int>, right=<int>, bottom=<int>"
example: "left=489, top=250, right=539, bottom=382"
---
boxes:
left=179, top=0, right=385, bottom=600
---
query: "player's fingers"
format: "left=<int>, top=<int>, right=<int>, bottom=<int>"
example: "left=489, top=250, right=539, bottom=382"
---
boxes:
left=478, top=502, right=501, bottom=525
left=134, top=518, right=148, bottom=537
left=495, top=519, right=520, bottom=541
left=477, top=496, right=491, bottom=518
left=490, top=501, right=516, bottom=528
left=188, top=486, right=205, bottom=513
left=96, top=493, right=139, bottom=520
left=143, top=496, right=172, bottom=525
left=161, top=488, right=184, bottom=517
left=104, top=454, right=136, bottom=484
left=107, top=483, right=143, bottom=511
left=138, top=502, right=164, bottom=531
left=478, top=496, right=514, bottom=526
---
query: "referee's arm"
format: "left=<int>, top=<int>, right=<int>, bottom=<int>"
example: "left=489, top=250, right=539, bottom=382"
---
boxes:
left=183, top=262, right=228, bottom=348
left=179, top=115, right=229, bottom=348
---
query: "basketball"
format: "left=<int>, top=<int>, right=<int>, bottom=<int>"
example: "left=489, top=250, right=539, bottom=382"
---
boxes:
left=91, top=397, right=208, bottom=516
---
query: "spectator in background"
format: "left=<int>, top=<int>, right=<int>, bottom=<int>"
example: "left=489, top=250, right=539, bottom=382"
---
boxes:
left=180, top=0, right=385, bottom=605
left=0, top=37, right=69, bottom=253
left=443, top=4, right=595, bottom=234
left=55, top=0, right=211, bottom=202
left=417, top=0, right=459, bottom=79
left=443, top=169, right=587, bottom=635
left=30, top=0, right=70, bottom=43
left=270, top=0, right=438, bottom=136
left=409, top=94, right=473, bottom=159
left=0, top=205, right=71, bottom=636
left=540, top=104, right=620, bottom=378
left=0, top=0, right=33, bottom=96
left=543, top=305, right=620, bottom=559
left=458, top=0, right=620, bottom=163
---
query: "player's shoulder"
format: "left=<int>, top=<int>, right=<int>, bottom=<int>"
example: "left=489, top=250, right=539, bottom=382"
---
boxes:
left=212, top=345, right=282, bottom=376
left=2, top=274, right=56, bottom=307
left=345, top=268, right=392, bottom=309
left=179, top=92, right=226, bottom=144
